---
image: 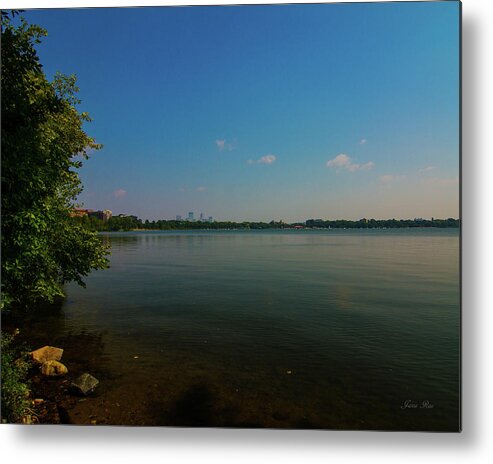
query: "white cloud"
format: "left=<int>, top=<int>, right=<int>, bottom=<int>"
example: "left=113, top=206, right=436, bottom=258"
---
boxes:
left=326, top=154, right=351, bottom=169
left=196, top=186, right=206, bottom=192
left=113, top=188, right=126, bottom=198
left=215, top=139, right=226, bottom=150
left=418, top=166, right=436, bottom=173
left=74, top=144, right=98, bottom=160
left=259, top=154, right=277, bottom=164
left=248, top=154, right=277, bottom=165
left=326, top=153, right=374, bottom=172
left=360, top=138, right=367, bottom=145
left=215, top=139, right=236, bottom=151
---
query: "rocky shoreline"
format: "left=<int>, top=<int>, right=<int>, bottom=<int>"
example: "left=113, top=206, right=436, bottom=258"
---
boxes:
left=25, top=345, right=101, bottom=425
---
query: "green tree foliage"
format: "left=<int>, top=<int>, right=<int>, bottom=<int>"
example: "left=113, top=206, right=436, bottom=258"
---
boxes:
left=0, top=332, right=32, bottom=423
left=1, top=14, right=109, bottom=309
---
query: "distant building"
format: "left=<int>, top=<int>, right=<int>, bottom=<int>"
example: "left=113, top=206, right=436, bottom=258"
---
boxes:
left=176, top=215, right=182, bottom=221
left=70, top=208, right=93, bottom=217
left=71, top=208, right=112, bottom=221
left=208, top=216, right=213, bottom=223
left=88, top=209, right=112, bottom=221
left=188, top=212, right=194, bottom=221
left=199, top=212, right=204, bottom=222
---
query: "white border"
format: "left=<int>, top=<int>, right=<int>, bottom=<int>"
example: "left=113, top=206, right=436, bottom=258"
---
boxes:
left=2, top=1, right=493, bottom=464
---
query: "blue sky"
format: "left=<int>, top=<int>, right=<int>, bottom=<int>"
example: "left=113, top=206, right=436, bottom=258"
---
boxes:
left=24, top=2, right=460, bottom=222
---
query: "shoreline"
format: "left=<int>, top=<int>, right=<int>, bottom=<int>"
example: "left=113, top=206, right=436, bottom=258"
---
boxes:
left=112, top=226, right=461, bottom=232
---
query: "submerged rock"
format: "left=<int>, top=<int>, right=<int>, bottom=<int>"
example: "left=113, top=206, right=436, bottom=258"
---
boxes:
left=40, top=360, right=68, bottom=376
left=71, top=373, right=99, bottom=396
left=31, top=346, right=64, bottom=365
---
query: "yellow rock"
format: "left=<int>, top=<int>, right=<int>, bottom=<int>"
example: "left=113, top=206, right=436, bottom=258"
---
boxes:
left=31, top=346, right=64, bottom=365
left=40, top=360, right=68, bottom=376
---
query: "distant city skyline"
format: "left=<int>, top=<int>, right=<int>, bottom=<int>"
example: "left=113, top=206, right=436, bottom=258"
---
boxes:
left=78, top=207, right=457, bottom=223
left=24, top=2, right=459, bottom=222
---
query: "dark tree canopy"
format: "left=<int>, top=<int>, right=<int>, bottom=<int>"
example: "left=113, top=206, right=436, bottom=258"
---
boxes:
left=1, top=14, right=109, bottom=309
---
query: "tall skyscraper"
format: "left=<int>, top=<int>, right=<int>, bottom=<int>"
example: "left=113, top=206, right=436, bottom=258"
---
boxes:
left=200, top=212, right=204, bottom=221
left=188, top=212, right=194, bottom=221
left=208, top=216, right=213, bottom=223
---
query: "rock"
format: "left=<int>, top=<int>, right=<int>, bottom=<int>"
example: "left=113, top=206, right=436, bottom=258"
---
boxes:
left=40, top=360, right=68, bottom=376
left=71, top=373, right=99, bottom=396
left=31, top=346, right=64, bottom=365
left=22, top=415, right=35, bottom=425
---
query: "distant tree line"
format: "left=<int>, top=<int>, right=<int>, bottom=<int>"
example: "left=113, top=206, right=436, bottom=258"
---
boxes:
left=305, top=218, right=460, bottom=229
left=74, top=216, right=460, bottom=232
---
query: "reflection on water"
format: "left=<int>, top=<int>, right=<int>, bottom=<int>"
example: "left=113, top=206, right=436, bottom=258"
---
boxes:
left=16, top=229, right=460, bottom=430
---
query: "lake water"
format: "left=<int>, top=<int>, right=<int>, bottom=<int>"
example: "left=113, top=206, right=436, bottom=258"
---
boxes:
left=20, top=229, right=460, bottom=430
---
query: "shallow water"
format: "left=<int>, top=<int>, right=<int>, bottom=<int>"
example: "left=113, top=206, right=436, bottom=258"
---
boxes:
left=17, top=229, right=460, bottom=429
